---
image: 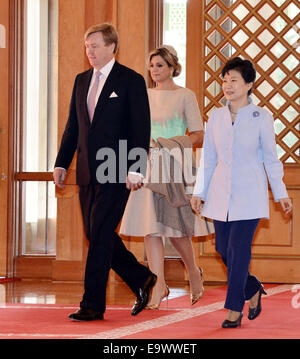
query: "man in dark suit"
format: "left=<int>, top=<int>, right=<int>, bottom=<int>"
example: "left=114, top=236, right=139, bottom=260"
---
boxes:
left=53, top=23, right=156, bottom=321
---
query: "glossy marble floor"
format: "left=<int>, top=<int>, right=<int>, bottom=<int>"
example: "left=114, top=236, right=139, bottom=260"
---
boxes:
left=0, top=279, right=218, bottom=307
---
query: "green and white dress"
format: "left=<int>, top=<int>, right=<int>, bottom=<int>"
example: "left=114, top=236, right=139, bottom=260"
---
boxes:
left=120, top=87, right=213, bottom=238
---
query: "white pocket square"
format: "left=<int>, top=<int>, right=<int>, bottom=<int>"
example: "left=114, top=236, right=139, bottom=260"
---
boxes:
left=109, top=91, right=118, bottom=98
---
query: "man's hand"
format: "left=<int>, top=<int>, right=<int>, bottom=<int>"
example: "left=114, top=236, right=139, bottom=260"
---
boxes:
left=190, top=196, right=203, bottom=214
left=279, top=198, right=293, bottom=215
left=53, top=168, right=67, bottom=188
left=126, top=172, right=143, bottom=191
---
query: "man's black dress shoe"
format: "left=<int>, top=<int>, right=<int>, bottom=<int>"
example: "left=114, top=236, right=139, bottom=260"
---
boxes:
left=222, top=312, right=243, bottom=328
left=131, top=273, right=157, bottom=316
left=248, top=286, right=267, bottom=320
left=69, top=307, right=104, bottom=321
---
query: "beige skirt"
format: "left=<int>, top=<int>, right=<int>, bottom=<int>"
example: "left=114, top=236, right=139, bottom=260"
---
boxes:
left=119, top=185, right=214, bottom=238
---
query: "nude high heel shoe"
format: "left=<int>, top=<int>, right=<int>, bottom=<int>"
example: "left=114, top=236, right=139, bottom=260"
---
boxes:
left=190, top=267, right=204, bottom=305
left=146, top=285, right=170, bottom=310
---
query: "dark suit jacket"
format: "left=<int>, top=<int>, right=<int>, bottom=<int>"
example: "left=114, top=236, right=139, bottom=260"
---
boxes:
left=55, top=61, right=151, bottom=186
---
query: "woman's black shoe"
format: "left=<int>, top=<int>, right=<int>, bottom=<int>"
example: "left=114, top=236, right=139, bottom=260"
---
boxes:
left=222, top=312, right=243, bottom=328
left=248, top=286, right=267, bottom=320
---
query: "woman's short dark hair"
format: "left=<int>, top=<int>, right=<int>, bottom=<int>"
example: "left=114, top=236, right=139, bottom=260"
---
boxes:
left=221, top=57, right=256, bottom=95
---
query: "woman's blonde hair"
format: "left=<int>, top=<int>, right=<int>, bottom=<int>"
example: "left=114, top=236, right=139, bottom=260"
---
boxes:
left=84, top=23, right=119, bottom=54
left=148, top=45, right=182, bottom=77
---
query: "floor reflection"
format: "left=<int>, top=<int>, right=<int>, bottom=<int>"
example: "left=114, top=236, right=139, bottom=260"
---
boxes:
left=0, top=279, right=193, bottom=306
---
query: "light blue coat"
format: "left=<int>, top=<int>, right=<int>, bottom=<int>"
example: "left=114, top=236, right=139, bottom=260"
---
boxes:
left=193, top=101, right=288, bottom=221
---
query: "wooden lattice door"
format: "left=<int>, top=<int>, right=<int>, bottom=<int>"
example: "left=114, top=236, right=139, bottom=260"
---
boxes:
left=200, top=0, right=299, bottom=163
left=187, top=0, right=300, bottom=283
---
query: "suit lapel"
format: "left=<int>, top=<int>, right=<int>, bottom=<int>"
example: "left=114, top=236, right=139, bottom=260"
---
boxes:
left=78, top=69, right=93, bottom=126
left=90, top=61, right=122, bottom=128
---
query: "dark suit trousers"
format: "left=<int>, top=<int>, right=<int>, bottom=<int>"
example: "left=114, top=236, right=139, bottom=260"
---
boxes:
left=213, top=218, right=261, bottom=312
left=79, top=184, right=151, bottom=313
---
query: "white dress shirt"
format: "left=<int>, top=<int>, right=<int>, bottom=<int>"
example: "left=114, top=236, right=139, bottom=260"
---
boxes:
left=193, top=100, right=288, bottom=221
left=87, top=57, right=115, bottom=107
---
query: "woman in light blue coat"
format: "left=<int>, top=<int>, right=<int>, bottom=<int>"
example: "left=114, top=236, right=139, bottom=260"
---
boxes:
left=191, top=57, right=292, bottom=328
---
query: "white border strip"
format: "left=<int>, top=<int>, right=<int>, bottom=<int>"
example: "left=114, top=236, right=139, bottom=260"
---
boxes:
left=80, top=301, right=225, bottom=339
